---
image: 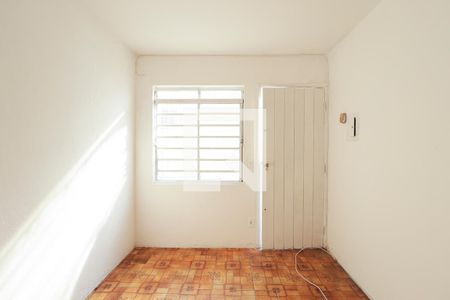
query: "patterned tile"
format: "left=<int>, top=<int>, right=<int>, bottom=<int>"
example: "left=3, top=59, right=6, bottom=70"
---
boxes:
left=88, top=248, right=369, bottom=300
left=113, top=282, right=141, bottom=293
left=138, top=282, right=158, bottom=294
left=261, top=261, right=277, bottom=270
left=190, top=260, right=206, bottom=270
left=104, top=292, right=136, bottom=300
left=180, top=283, right=199, bottom=295
left=225, top=260, right=241, bottom=270
left=225, top=284, right=241, bottom=296
left=267, top=284, right=286, bottom=297
left=95, top=281, right=119, bottom=292
left=154, top=260, right=171, bottom=269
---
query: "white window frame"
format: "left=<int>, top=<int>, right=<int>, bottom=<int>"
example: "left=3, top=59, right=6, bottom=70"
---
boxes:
left=153, top=86, right=244, bottom=182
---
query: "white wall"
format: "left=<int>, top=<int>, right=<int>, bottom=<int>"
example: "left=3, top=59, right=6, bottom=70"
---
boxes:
left=0, top=0, right=135, bottom=299
left=136, top=56, right=328, bottom=248
left=328, top=0, right=450, bottom=299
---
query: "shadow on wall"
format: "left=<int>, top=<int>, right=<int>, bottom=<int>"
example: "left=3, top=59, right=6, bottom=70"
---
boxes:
left=0, top=114, right=128, bottom=299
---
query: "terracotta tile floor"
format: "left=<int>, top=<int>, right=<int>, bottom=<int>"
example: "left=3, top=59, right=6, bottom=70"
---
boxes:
left=88, top=248, right=368, bottom=300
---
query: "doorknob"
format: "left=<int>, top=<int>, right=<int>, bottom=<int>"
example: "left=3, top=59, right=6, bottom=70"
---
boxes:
left=265, top=163, right=270, bottom=170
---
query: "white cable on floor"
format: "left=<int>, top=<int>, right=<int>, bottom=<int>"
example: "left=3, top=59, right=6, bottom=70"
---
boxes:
left=294, top=247, right=330, bottom=300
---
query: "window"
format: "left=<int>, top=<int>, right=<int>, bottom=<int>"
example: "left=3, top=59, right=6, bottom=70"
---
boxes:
left=154, top=87, right=243, bottom=182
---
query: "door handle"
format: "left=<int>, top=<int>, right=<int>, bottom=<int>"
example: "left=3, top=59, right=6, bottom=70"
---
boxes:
left=265, top=163, right=270, bottom=170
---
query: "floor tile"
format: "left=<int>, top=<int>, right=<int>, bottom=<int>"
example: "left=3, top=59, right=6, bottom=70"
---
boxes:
left=89, top=248, right=369, bottom=300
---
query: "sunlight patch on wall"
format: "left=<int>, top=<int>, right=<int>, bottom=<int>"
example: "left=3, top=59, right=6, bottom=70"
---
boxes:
left=0, top=114, right=128, bottom=300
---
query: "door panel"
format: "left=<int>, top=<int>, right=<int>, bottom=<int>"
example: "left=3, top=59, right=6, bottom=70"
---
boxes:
left=293, top=88, right=305, bottom=249
left=273, top=88, right=285, bottom=249
left=262, top=89, right=275, bottom=249
left=283, top=88, right=295, bottom=249
left=303, top=88, right=314, bottom=248
left=313, top=88, right=325, bottom=247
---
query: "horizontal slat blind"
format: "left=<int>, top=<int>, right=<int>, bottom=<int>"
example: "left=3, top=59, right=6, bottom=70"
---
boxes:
left=154, top=87, right=243, bottom=182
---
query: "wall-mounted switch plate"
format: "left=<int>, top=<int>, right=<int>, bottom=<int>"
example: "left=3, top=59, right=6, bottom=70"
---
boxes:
left=347, top=113, right=359, bottom=141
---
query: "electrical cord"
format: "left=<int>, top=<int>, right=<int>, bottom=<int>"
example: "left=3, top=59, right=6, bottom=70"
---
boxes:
left=294, top=247, right=331, bottom=300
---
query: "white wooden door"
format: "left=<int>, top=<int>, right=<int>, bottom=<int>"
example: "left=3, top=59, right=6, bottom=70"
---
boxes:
left=262, top=87, right=327, bottom=249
